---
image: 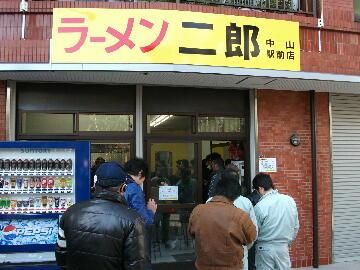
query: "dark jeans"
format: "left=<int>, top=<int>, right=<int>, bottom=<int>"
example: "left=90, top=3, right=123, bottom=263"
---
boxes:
left=248, top=242, right=257, bottom=270
left=145, top=224, right=153, bottom=270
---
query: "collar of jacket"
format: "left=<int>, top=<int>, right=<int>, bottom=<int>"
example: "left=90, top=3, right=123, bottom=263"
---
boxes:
left=208, top=195, right=234, bottom=206
left=259, top=189, right=279, bottom=202
left=94, top=189, right=128, bottom=205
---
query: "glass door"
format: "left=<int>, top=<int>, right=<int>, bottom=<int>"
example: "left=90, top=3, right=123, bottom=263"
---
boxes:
left=147, top=142, right=198, bottom=266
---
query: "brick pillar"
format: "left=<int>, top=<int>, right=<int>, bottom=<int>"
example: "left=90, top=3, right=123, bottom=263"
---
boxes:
left=315, top=92, right=332, bottom=265
left=257, top=90, right=331, bottom=267
left=0, top=81, right=7, bottom=141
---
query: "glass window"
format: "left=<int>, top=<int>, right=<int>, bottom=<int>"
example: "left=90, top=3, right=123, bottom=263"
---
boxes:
left=21, top=112, right=74, bottom=134
left=91, top=143, right=131, bottom=165
left=198, top=116, right=245, bottom=133
left=355, top=0, right=360, bottom=21
left=147, top=115, right=192, bottom=135
left=79, top=114, right=133, bottom=132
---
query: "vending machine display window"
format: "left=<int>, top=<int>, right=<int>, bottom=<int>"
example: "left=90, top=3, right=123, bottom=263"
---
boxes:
left=0, top=141, right=90, bottom=253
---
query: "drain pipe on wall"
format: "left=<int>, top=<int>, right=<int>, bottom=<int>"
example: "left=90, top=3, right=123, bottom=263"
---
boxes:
left=317, top=0, right=324, bottom=52
left=20, top=0, right=28, bottom=39
left=310, top=90, right=319, bottom=268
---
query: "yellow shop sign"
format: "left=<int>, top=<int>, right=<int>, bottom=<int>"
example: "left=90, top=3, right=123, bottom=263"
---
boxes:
left=52, top=8, right=300, bottom=71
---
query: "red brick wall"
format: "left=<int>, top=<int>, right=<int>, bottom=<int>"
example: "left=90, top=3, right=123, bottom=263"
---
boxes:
left=315, top=93, right=332, bottom=265
left=257, top=90, right=331, bottom=267
left=0, top=81, right=6, bottom=141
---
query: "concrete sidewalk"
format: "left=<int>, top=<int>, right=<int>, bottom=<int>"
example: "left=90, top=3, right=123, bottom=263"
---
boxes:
left=293, top=261, right=360, bottom=269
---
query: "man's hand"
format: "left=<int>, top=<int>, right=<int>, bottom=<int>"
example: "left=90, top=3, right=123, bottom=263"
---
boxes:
left=147, top=198, right=157, bottom=214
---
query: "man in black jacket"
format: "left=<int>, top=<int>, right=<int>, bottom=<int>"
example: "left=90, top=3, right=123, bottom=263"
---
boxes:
left=55, top=161, right=146, bottom=270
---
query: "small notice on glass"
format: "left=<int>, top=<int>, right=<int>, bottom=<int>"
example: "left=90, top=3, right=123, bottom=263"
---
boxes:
left=259, top=158, right=277, bottom=173
left=159, top=186, right=178, bottom=201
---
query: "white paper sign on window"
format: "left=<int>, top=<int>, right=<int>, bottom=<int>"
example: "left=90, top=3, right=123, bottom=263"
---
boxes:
left=259, top=158, right=277, bottom=173
left=159, top=186, right=178, bottom=201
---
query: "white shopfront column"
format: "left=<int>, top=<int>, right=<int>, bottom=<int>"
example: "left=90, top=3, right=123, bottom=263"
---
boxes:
left=136, top=85, right=143, bottom=158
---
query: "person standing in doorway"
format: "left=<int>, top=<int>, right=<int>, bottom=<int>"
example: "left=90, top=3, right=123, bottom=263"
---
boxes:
left=189, top=168, right=257, bottom=270
left=90, top=157, right=105, bottom=195
left=252, top=173, right=299, bottom=270
left=207, top=156, right=225, bottom=198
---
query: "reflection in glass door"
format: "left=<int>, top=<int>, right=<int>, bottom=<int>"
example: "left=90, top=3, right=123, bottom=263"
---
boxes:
left=148, top=142, right=197, bottom=265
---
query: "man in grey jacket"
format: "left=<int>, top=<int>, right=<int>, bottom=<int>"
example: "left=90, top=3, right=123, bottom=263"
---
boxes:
left=252, top=173, right=299, bottom=270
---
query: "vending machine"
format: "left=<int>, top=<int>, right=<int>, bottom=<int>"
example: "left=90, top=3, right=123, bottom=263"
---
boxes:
left=0, top=141, right=90, bottom=255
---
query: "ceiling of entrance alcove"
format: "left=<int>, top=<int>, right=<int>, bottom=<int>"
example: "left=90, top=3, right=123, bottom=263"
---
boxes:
left=1, top=70, right=360, bottom=93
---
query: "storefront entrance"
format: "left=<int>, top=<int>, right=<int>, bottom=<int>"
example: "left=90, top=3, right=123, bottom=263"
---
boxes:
left=14, top=83, right=250, bottom=268
left=143, top=86, right=250, bottom=267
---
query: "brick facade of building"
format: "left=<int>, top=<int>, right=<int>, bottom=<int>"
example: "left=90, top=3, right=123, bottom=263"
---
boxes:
left=257, top=90, right=332, bottom=267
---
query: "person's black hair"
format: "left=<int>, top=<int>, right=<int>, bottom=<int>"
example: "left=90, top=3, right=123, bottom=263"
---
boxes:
left=209, top=152, right=221, bottom=161
left=94, top=157, right=105, bottom=166
left=224, top=159, right=232, bottom=166
left=212, top=157, right=225, bottom=169
left=214, top=168, right=241, bottom=201
left=123, top=158, right=148, bottom=177
left=252, top=173, right=275, bottom=191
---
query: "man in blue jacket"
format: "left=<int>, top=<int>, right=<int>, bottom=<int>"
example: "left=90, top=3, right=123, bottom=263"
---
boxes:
left=252, top=173, right=299, bottom=270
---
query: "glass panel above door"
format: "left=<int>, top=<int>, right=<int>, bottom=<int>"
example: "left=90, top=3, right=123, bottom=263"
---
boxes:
left=91, top=143, right=131, bottom=165
left=198, top=116, right=245, bottom=133
left=79, top=114, right=133, bottom=132
left=21, top=112, right=75, bottom=134
left=146, top=115, right=193, bottom=135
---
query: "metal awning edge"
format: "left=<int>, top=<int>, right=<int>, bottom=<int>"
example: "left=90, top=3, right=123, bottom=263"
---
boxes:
left=0, top=63, right=359, bottom=84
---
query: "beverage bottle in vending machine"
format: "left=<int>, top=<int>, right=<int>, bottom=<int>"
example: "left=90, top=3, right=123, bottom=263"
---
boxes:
left=4, top=159, right=10, bottom=171
left=29, top=177, right=35, bottom=189
left=29, top=197, right=34, bottom=208
left=4, top=177, right=10, bottom=188
left=35, top=159, right=42, bottom=171
left=47, top=177, right=54, bottom=189
left=54, top=197, right=60, bottom=208
left=60, top=159, right=66, bottom=170
left=29, top=159, right=35, bottom=171
left=10, top=199, right=17, bottom=209
left=41, top=196, right=48, bottom=208
left=60, top=177, right=67, bottom=189
left=54, top=159, right=60, bottom=171
left=0, top=159, right=4, bottom=170
left=35, top=197, right=41, bottom=208
left=17, top=159, right=23, bottom=171
left=16, top=177, right=23, bottom=189
left=11, top=159, right=17, bottom=170
left=0, top=177, right=4, bottom=188
left=42, top=159, right=48, bottom=171
left=66, top=176, right=73, bottom=189
left=48, top=159, right=54, bottom=171
left=23, top=159, right=29, bottom=170
left=60, top=198, right=67, bottom=209
left=10, top=176, right=16, bottom=189
left=35, top=177, right=42, bottom=189
left=66, top=159, right=72, bottom=171
left=41, top=177, right=48, bottom=189
left=23, top=177, right=29, bottom=189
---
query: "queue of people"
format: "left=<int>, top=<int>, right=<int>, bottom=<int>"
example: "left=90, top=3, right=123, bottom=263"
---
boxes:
left=55, top=155, right=299, bottom=270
